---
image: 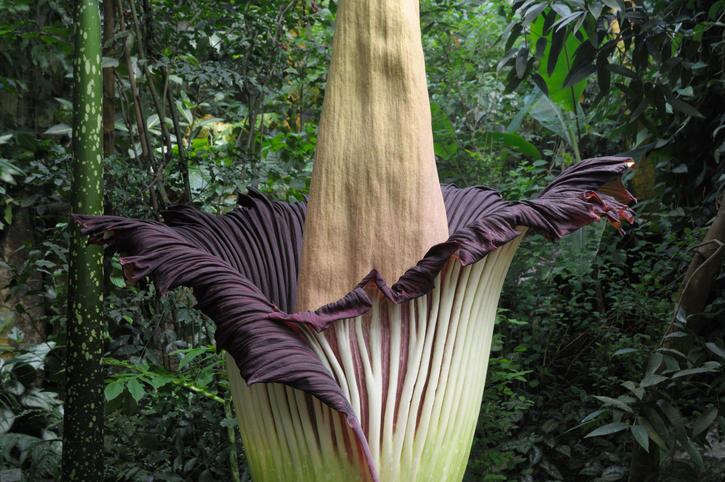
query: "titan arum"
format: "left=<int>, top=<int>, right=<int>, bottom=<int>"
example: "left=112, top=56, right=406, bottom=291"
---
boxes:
left=73, top=0, right=636, bottom=481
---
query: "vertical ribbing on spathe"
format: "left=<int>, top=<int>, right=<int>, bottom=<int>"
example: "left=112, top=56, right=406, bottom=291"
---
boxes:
left=228, top=233, right=523, bottom=481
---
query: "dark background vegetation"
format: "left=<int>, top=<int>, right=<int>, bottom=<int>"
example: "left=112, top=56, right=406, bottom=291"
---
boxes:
left=1, top=0, right=725, bottom=481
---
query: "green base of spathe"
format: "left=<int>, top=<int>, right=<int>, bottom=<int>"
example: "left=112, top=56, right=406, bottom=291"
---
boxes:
left=227, top=232, right=524, bottom=481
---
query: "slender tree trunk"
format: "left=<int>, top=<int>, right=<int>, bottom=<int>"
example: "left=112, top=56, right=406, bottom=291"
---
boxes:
left=61, top=0, right=105, bottom=480
left=674, top=198, right=725, bottom=336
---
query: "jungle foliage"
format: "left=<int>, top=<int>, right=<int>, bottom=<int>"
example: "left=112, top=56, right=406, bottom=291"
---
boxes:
left=1, top=0, right=725, bottom=481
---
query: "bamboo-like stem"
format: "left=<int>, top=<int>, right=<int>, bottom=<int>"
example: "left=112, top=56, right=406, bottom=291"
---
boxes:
left=163, top=67, right=193, bottom=202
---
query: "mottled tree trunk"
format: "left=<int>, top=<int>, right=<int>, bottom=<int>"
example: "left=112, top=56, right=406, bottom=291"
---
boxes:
left=61, top=0, right=105, bottom=480
left=673, top=198, right=725, bottom=337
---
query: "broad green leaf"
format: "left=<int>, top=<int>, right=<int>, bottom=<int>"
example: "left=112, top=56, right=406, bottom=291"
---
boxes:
left=638, top=416, right=668, bottom=450
left=4, top=380, right=24, bottom=396
left=147, top=114, right=160, bottom=129
left=588, top=1, right=603, bottom=19
left=553, top=12, right=584, bottom=33
left=550, top=3, right=571, bottom=17
left=530, top=72, right=550, bottom=97
left=621, top=380, right=645, bottom=400
left=602, top=0, right=626, bottom=11
left=127, top=378, right=145, bottom=403
left=646, top=352, right=663, bottom=376
left=196, top=117, right=225, bottom=126
left=585, top=422, right=630, bottom=438
left=631, top=424, right=649, bottom=452
left=149, top=375, right=171, bottom=389
left=197, top=365, right=214, bottom=388
left=221, top=418, right=238, bottom=428
left=531, top=11, right=589, bottom=111
left=710, top=1, right=725, bottom=19
left=0, top=408, right=16, bottom=434
left=675, top=305, right=688, bottom=324
left=105, top=380, right=125, bottom=401
left=523, top=4, right=548, bottom=28
left=183, top=457, right=198, bottom=472
left=528, top=95, right=579, bottom=152
left=692, top=407, right=718, bottom=438
left=177, top=347, right=206, bottom=369
left=643, top=406, right=670, bottom=444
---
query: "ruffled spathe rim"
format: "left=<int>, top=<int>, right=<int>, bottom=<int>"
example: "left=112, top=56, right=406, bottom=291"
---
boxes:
left=72, top=156, right=635, bottom=482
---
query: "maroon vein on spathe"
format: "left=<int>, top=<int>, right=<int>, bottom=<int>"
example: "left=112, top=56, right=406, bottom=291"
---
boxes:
left=73, top=156, right=636, bottom=482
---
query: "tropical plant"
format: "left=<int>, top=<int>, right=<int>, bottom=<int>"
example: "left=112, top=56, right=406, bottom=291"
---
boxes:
left=61, top=0, right=105, bottom=479
left=0, top=333, right=62, bottom=481
left=71, top=1, right=637, bottom=481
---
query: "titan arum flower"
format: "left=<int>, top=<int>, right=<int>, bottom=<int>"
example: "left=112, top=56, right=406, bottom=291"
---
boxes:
left=73, top=0, right=636, bottom=481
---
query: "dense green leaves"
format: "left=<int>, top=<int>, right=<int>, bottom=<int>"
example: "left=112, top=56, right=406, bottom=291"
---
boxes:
left=2, top=1, right=725, bottom=481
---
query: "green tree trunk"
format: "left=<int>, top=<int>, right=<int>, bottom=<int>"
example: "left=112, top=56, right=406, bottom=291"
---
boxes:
left=61, top=0, right=105, bottom=480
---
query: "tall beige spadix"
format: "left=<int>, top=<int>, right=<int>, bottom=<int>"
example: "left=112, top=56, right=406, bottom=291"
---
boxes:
left=296, top=0, right=449, bottom=311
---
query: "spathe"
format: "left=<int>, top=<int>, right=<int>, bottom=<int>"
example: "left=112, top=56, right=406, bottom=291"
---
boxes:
left=73, top=155, right=635, bottom=481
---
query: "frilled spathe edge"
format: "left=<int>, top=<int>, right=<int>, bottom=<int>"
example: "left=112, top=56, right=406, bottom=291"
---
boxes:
left=275, top=157, right=635, bottom=329
left=72, top=156, right=635, bottom=482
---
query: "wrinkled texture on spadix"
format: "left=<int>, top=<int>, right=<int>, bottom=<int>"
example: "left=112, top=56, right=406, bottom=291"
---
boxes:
left=73, top=156, right=636, bottom=482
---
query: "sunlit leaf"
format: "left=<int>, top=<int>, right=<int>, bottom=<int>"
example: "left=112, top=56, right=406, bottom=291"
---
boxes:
left=43, top=123, right=72, bottom=136
left=127, top=378, right=145, bottom=403
left=531, top=12, right=589, bottom=111
left=105, top=380, right=125, bottom=401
